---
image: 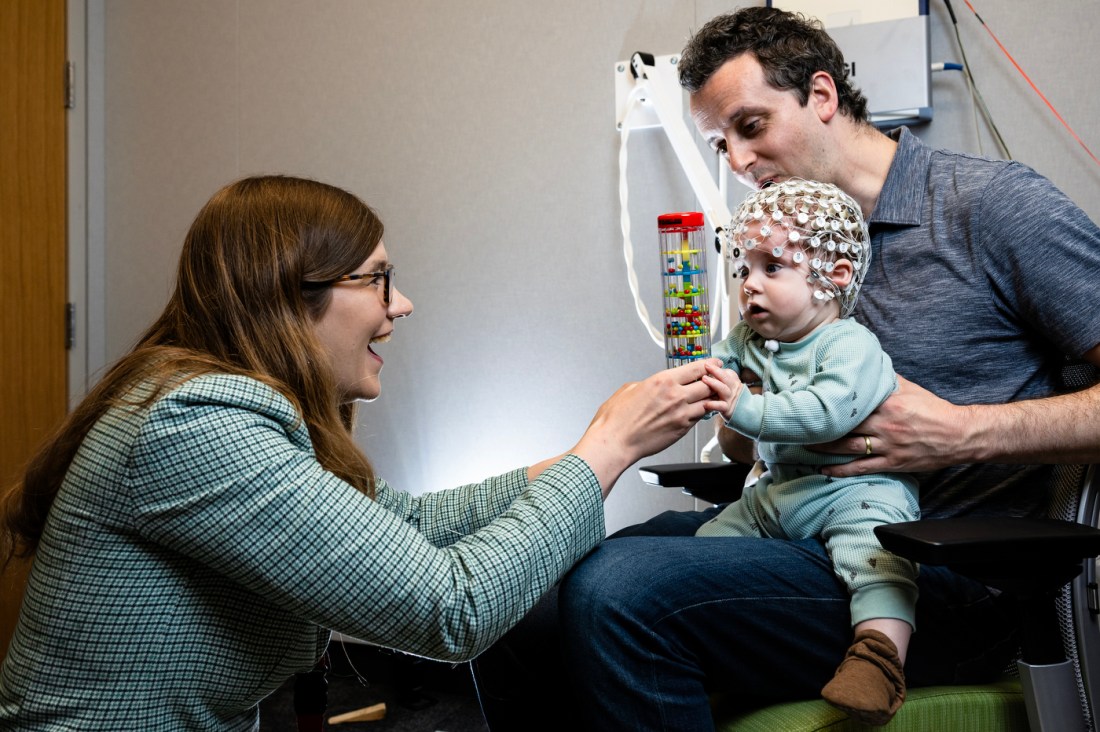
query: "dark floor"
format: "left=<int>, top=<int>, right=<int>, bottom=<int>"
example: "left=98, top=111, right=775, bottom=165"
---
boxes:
left=259, top=641, right=489, bottom=732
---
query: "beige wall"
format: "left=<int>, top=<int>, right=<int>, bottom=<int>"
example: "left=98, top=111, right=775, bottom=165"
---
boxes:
left=84, top=0, right=1100, bottom=533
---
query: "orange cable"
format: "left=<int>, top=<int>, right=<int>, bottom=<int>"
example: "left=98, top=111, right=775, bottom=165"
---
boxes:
left=963, top=0, right=1100, bottom=167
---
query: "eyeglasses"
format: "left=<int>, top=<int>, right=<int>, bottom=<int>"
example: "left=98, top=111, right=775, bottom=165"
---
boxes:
left=303, top=265, right=395, bottom=305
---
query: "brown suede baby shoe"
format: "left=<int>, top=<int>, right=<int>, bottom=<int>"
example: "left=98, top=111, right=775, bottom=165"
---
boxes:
left=820, top=629, right=906, bottom=726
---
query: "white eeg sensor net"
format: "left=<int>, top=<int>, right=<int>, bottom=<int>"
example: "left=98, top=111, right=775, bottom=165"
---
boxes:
left=727, top=178, right=870, bottom=318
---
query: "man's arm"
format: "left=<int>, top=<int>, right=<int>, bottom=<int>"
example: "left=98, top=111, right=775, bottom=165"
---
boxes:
left=817, top=343, right=1100, bottom=478
left=717, top=420, right=756, bottom=464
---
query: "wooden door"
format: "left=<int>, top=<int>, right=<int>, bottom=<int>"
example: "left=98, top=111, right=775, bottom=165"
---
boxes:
left=0, top=0, right=68, bottom=663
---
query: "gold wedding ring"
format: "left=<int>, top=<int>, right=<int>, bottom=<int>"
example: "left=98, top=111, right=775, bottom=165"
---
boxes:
left=864, top=435, right=873, bottom=456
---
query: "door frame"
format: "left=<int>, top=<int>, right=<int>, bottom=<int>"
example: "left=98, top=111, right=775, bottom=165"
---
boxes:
left=68, top=0, right=87, bottom=404
left=69, top=0, right=109, bottom=401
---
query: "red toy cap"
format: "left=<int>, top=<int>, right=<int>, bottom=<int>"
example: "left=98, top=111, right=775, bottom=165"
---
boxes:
left=658, top=212, right=704, bottom=228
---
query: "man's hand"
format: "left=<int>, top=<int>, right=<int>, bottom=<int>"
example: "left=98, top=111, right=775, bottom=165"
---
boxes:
left=811, top=375, right=974, bottom=477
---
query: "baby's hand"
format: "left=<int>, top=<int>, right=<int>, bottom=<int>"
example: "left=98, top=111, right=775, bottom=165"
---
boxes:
left=700, top=361, right=743, bottom=421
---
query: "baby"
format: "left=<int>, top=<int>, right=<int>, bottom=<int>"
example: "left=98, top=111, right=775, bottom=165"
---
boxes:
left=699, top=179, right=918, bottom=726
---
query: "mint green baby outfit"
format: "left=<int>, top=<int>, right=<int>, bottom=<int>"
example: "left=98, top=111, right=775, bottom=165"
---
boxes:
left=697, top=319, right=919, bottom=628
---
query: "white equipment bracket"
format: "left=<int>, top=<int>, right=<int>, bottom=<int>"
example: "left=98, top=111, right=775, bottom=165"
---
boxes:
left=614, top=52, right=733, bottom=241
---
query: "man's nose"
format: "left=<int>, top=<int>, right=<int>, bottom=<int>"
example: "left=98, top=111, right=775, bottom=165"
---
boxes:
left=725, top=139, right=755, bottom=176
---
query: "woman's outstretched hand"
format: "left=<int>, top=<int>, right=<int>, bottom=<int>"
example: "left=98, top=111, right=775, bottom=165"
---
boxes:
left=569, top=359, right=722, bottom=497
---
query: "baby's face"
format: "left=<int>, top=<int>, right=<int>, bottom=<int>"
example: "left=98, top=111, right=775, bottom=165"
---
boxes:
left=735, top=225, right=841, bottom=342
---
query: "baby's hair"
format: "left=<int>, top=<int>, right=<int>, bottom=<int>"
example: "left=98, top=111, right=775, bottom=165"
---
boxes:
left=728, top=179, right=870, bottom=316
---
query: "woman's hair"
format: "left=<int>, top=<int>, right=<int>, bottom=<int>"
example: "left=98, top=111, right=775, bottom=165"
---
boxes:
left=678, top=6, right=870, bottom=123
left=2, top=175, right=382, bottom=562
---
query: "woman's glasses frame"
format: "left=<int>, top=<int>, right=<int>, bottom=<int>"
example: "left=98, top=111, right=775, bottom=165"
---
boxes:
left=303, top=265, right=395, bottom=305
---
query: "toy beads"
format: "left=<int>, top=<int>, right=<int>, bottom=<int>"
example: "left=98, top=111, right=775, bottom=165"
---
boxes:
left=659, top=212, right=711, bottom=367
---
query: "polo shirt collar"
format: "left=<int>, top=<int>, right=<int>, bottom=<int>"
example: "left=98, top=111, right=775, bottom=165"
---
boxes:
left=869, top=127, right=929, bottom=227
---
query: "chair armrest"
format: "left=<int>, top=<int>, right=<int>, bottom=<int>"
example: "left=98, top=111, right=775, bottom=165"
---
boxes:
left=637, top=462, right=752, bottom=505
left=875, top=517, right=1100, bottom=592
left=878, top=516, right=1100, bottom=666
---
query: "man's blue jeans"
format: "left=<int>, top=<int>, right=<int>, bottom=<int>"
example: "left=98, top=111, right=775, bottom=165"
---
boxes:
left=473, top=506, right=1018, bottom=731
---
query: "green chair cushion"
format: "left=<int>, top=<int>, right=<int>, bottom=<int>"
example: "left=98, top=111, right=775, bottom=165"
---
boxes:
left=715, top=677, right=1026, bottom=731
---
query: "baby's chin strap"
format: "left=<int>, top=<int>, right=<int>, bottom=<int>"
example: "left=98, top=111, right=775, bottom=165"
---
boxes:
left=762, top=338, right=780, bottom=393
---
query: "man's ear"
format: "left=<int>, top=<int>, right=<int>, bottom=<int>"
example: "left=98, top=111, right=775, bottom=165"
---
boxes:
left=809, top=71, right=839, bottom=123
left=829, top=258, right=854, bottom=290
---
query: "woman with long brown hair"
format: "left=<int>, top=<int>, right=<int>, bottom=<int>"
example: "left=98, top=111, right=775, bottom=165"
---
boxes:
left=0, top=175, right=721, bottom=729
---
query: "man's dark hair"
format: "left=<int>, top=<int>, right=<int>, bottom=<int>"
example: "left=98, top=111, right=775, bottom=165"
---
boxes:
left=678, top=6, right=870, bottom=123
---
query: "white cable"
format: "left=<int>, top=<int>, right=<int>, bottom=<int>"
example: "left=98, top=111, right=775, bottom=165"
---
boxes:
left=619, top=92, right=664, bottom=347
left=711, top=247, right=727, bottom=341
left=698, top=432, right=720, bottom=462
left=960, top=59, right=984, bottom=156
left=713, top=159, right=730, bottom=339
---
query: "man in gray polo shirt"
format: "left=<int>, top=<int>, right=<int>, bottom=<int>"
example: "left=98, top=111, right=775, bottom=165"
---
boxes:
left=474, top=7, right=1100, bottom=730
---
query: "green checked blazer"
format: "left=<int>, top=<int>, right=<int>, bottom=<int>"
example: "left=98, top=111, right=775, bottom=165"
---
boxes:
left=0, top=374, right=605, bottom=730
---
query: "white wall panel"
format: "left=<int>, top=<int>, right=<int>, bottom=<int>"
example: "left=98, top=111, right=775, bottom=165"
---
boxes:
left=103, top=1, right=241, bottom=361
